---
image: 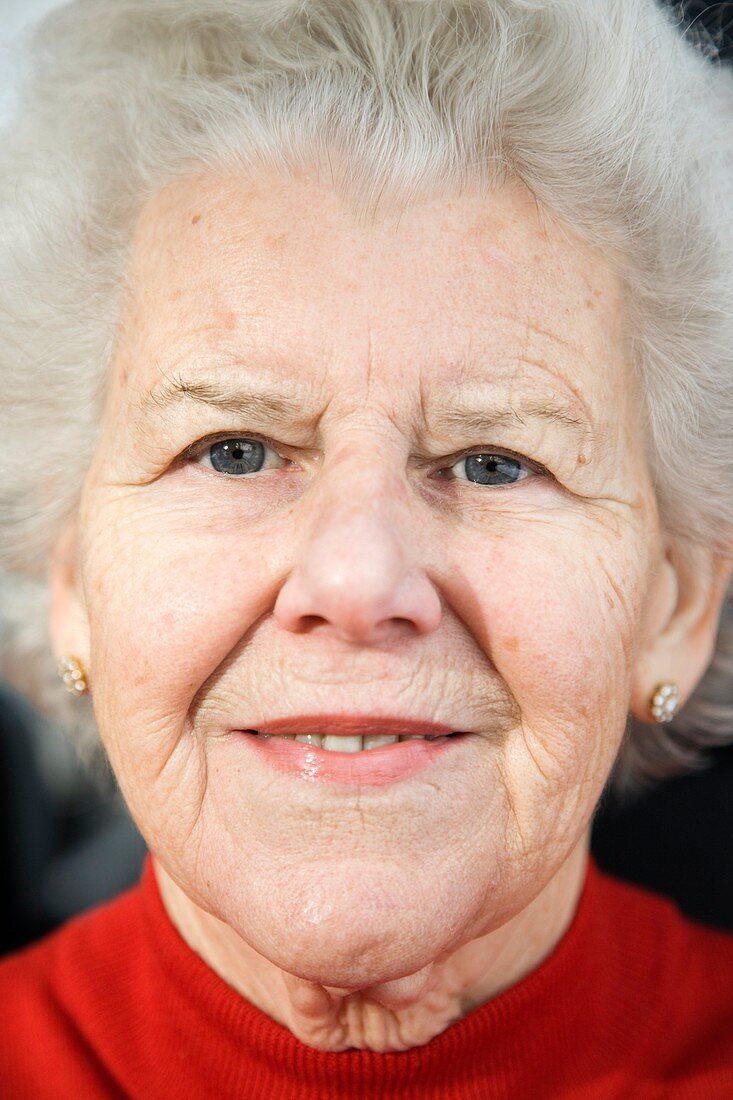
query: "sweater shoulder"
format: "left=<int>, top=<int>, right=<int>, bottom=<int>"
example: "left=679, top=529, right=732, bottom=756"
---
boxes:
left=592, top=865, right=733, bottom=1072
left=0, top=879, right=144, bottom=1001
left=594, top=864, right=733, bottom=975
left=0, top=883, right=144, bottom=1098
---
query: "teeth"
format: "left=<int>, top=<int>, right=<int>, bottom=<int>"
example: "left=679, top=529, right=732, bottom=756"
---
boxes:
left=364, top=734, right=400, bottom=750
left=294, top=733, right=322, bottom=747
left=322, top=734, right=364, bottom=753
left=259, top=732, right=448, bottom=753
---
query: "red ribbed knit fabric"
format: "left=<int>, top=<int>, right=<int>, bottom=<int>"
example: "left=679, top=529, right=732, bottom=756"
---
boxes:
left=1, top=853, right=733, bottom=1099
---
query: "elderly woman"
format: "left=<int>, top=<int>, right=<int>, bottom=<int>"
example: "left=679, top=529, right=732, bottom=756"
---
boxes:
left=0, top=0, right=732, bottom=1095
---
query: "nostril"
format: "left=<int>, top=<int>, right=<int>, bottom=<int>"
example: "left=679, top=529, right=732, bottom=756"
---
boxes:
left=295, top=614, right=328, bottom=634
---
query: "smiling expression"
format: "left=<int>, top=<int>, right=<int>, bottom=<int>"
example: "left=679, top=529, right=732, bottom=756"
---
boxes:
left=60, top=166, right=669, bottom=985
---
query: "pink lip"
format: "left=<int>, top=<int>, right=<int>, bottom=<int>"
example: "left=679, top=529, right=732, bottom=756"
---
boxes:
left=232, top=714, right=469, bottom=786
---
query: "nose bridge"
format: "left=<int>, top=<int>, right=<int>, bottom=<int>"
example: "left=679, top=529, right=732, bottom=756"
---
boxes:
left=308, top=453, right=405, bottom=578
left=272, top=440, right=442, bottom=644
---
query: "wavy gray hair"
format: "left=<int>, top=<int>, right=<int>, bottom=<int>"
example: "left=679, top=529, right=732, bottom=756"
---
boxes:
left=0, top=0, right=731, bottom=799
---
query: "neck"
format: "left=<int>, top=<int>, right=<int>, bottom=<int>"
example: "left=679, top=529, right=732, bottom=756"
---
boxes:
left=154, top=831, right=590, bottom=1053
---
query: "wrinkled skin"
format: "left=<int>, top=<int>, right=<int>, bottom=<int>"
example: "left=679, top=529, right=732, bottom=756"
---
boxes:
left=50, top=167, right=730, bottom=1052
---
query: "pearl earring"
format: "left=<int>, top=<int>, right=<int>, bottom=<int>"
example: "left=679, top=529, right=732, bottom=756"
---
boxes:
left=649, top=682, right=680, bottom=722
left=57, top=655, right=89, bottom=696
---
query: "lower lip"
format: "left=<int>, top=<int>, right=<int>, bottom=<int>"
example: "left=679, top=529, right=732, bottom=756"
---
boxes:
left=232, top=731, right=472, bottom=786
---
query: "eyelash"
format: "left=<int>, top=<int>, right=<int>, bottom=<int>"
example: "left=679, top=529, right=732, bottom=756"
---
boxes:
left=181, top=431, right=546, bottom=484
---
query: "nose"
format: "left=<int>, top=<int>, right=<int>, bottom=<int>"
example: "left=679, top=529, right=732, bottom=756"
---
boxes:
left=273, top=463, right=442, bottom=646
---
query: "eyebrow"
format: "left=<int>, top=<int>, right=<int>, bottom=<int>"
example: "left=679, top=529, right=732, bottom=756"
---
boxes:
left=430, top=397, right=590, bottom=441
left=143, top=372, right=593, bottom=444
left=143, top=373, right=323, bottom=431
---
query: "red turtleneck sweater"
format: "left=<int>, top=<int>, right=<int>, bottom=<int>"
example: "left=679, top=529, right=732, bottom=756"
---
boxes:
left=1, top=854, right=732, bottom=1098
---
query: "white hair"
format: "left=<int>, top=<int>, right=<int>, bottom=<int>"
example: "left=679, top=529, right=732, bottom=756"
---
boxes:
left=0, top=0, right=731, bottom=798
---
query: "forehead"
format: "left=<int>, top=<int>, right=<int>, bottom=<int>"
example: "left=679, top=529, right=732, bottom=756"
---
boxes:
left=117, top=167, right=627, bottom=408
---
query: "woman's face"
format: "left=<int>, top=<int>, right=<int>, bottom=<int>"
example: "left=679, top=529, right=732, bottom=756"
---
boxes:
left=53, top=168, right=678, bottom=985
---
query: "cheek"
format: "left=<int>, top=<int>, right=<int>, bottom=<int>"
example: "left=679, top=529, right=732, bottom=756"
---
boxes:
left=468, top=530, right=644, bottom=733
left=80, top=491, right=279, bottom=749
left=458, top=525, right=648, bottom=854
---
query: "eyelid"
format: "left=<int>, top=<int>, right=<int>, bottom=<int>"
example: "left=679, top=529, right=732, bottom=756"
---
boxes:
left=437, top=446, right=547, bottom=481
left=181, top=430, right=287, bottom=462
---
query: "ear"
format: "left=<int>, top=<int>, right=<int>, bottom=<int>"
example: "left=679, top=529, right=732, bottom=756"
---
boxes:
left=630, top=537, right=733, bottom=723
left=48, top=516, right=91, bottom=672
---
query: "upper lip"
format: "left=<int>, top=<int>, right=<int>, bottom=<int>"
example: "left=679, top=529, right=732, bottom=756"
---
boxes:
left=250, top=714, right=457, bottom=737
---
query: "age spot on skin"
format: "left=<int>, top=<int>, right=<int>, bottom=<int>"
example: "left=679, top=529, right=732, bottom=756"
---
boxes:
left=265, top=232, right=288, bottom=250
left=214, top=308, right=238, bottom=331
left=191, top=214, right=201, bottom=225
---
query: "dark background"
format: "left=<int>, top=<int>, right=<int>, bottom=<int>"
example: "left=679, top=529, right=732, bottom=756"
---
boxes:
left=1, top=0, right=732, bottom=958
left=680, top=1, right=733, bottom=60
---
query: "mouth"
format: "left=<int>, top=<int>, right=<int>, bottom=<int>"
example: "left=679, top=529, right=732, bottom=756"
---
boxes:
left=231, top=715, right=474, bottom=785
left=242, top=729, right=462, bottom=753
left=238, top=713, right=465, bottom=754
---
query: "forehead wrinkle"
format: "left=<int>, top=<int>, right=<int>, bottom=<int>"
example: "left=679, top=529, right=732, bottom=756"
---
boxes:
left=520, top=317, right=585, bottom=357
left=422, top=340, right=598, bottom=432
left=505, top=355, right=596, bottom=430
left=132, top=328, right=606, bottom=453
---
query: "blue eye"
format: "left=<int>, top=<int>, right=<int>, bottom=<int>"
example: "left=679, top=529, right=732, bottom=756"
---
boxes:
left=191, top=436, right=285, bottom=476
left=186, top=437, right=535, bottom=485
left=449, top=452, right=531, bottom=486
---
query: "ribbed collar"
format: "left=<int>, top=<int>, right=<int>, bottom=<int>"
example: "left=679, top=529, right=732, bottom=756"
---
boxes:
left=130, top=852, right=671, bottom=1098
